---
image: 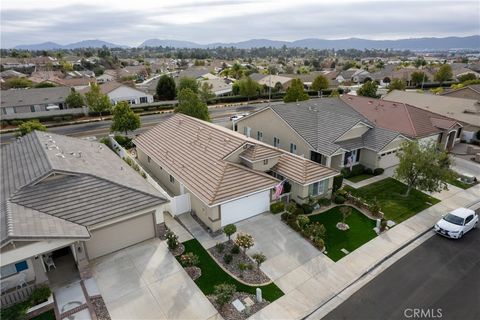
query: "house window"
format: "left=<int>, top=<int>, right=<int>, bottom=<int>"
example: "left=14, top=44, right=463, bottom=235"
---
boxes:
left=257, top=131, right=263, bottom=141
left=274, top=137, right=280, bottom=147
left=344, top=149, right=360, bottom=166
left=30, top=106, right=35, bottom=113
left=169, top=175, right=175, bottom=183
left=290, top=143, right=297, bottom=154
left=356, top=149, right=361, bottom=162
left=309, top=180, right=327, bottom=196
left=243, top=127, right=252, bottom=137
left=147, top=156, right=151, bottom=163
left=263, top=159, right=269, bottom=165
left=0, top=261, right=28, bottom=278
left=456, top=129, right=462, bottom=138
left=140, top=97, right=148, bottom=104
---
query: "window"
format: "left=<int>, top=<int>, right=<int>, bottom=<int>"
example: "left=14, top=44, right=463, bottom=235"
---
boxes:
left=290, top=143, right=297, bottom=154
left=0, top=261, right=28, bottom=278
left=274, top=137, right=280, bottom=147
left=30, top=106, right=35, bottom=113
left=356, top=149, right=361, bottom=162
left=456, top=129, right=462, bottom=138
left=257, top=131, right=263, bottom=141
left=169, top=175, right=175, bottom=183
left=140, top=96, right=148, bottom=104
left=465, top=215, right=473, bottom=224
left=263, top=159, right=269, bottom=165
left=243, top=127, right=251, bottom=137
left=147, top=156, right=151, bottom=163
left=309, top=180, right=327, bottom=196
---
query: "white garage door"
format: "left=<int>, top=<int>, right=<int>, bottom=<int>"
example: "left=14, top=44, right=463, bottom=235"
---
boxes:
left=220, top=190, right=270, bottom=226
left=378, top=152, right=399, bottom=169
left=86, top=213, right=155, bottom=259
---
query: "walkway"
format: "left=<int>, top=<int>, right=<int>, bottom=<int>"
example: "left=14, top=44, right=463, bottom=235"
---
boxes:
left=164, top=213, right=193, bottom=243
left=53, top=278, right=102, bottom=320
left=248, top=184, right=480, bottom=319
left=343, top=166, right=396, bottom=188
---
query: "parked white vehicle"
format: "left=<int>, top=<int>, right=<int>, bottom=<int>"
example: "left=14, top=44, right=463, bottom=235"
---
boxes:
left=434, top=208, right=478, bottom=239
left=230, top=113, right=249, bottom=121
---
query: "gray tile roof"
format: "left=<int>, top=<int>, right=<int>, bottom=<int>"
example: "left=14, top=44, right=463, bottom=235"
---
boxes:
left=1, top=87, right=71, bottom=108
left=1, top=131, right=167, bottom=246
left=268, top=98, right=402, bottom=156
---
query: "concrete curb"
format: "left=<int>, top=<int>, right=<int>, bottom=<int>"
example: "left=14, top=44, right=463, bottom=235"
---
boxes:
left=302, top=199, right=480, bottom=320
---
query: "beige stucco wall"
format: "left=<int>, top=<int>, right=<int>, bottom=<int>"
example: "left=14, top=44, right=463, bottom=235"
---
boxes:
left=330, top=154, right=343, bottom=170
left=236, top=108, right=313, bottom=158
left=137, top=148, right=181, bottom=196
left=241, top=157, right=280, bottom=171
left=187, top=187, right=221, bottom=231
left=359, top=149, right=378, bottom=169
left=290, top=178, right=333, bottom=204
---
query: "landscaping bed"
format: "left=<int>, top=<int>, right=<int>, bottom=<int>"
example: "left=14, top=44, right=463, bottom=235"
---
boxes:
left=344, top=178, right=440, bottom=223
left=309, top=206, right=377, bottom=261
left=91, top=296, right=111, bottom=320
left=207, top=292, right=269, bottom=320
left=176, top=239, right=283, bottom=302
left=208, top=240, right=270, bottom=285
left=30, top=309, right=55, bottom=320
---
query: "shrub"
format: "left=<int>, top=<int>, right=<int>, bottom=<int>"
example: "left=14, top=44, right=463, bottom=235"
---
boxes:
left=301, top=203, right=313, bottom=214
left=313, top=238, right=325, bottom=250
left=364, top=168, right=373, bottom=175
left=234, top=233, right=255, bottom=253
left=270, top=201, right=285, bottom=214
left=252, top=252, right=267, bottom=268
left=373, top=168, right=385, bottom=176
left=281, top=212, right=290, bottom=221
left=180, top=252, right=199, bottom=267
left=340, top=167, right=351, bottom=178
left=380, top=218, right=388, bottom=232
left=11, top=120, right=24, bottom=126
left=369, top=197, right=382, bottom=217
left=238, top=263, right=249, bottom=277
left=286, top=202, right=297, bottom=214
left=334, top=195, right=346, bottom=204
left=114, top=135, right=134, bottom=149
left=352, top=164, right=365, bottom=176
left=215, top=242, right=225, bottom=253
left=166, top=229, right=179, bottom=250
left=214, top=283, right=236, bottom=307
left=230, top=244, right=240, bottom=255
left=293, top=207, right=304, bottom=216
left=318, top=198, right=331, bottom=207
left=223, top=253, right=233, bottom=264
left=296, top=215, right=310, bottom=230
left=337, top=189, right=348, bottom=197
left=332, top=175, right=344, bottom=193
left=223, top=224, right=237, bottom=240
left=29, top=286, right=51, bottom=305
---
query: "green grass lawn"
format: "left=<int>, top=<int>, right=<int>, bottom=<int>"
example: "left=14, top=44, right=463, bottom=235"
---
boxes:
left=178, top=239, right=284, bottom=302
left=445, top=172, right=477, bottom=190
left=309, top=206, right=377, bottom=261
left=344, top=178, right=440, bottom=223
left=347, top=174, right=375, bottom=183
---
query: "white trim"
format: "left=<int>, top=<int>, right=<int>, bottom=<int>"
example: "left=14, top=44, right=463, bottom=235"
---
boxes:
left=213, top=186, right=275, bottom=207
left=333, top=120, right=373, bottom=142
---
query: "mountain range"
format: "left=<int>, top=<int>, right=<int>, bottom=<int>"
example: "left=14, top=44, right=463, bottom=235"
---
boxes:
left=13, top=36, right=479, bottom=51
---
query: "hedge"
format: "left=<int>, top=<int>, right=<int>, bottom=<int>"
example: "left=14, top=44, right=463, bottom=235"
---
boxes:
left=270, top=202, right=285, bottom=214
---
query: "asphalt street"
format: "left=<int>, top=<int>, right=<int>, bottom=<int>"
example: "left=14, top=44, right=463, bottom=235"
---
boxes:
left=0, top=104, right=263, bottom=144
left=323, top=208, right=480, bottom=320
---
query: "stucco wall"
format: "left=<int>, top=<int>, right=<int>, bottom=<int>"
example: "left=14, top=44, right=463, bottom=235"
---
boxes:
left=137, top=148, right=181, bottom=195
left=108, top=86, right=153, bottom=105
left=359, top=149, right=378, bottom=169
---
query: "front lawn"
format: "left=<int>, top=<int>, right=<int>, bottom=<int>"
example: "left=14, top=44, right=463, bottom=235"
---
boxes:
left=347, top=174, right=375, bottom=183
left=178, top=239, right=284, bottom=302
left=445, top=171, right=477, bottom=190
left=309, top=206, right=377, bottom=261
left=344, top=178, right=440, bottom=223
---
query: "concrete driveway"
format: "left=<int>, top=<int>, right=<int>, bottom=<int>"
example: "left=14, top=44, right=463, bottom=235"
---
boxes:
left=91, top=239, right=218, bottom=320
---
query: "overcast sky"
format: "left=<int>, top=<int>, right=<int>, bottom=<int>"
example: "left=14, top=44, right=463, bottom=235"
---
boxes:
left=1, top=0, right=479, bottom=48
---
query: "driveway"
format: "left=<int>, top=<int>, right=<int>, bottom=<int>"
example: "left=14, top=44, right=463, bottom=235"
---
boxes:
left=91, top=239, right=218, bottom=320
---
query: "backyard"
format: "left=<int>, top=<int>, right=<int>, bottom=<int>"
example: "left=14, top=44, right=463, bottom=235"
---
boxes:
left=344, top=178, right=440, bottom=223
left=309, top=206, right=377, bottom=261
left=178, top=239, right=284, bottom=302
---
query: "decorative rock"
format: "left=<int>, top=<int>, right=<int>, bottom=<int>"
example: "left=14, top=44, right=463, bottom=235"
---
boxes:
left=340, top=248, right=350, bottom=255
left=232, top=299, right=245, bottom=312
left=256, top=288, right=262, bottom=303
left=336, top=222, right=350, bottom=231
left=244, top=297, right=255, bottom=307
left=387, top=220, right=396, bottom=228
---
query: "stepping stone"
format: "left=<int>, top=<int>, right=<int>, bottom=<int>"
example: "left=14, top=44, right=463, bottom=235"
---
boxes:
left=243, top=297, right=255, bottom=307
left=232, top=299, right=245, bottom=312
left=341, top=248, right=350, bottom=255
left=387, top=220, right=396, bottom=228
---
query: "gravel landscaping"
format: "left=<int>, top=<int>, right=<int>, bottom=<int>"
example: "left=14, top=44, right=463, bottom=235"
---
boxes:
left=169, top=243, right=185, bottom=257
left=91, top=296, right=111, bottom=320
left=185, top=266, right=202, bottom=281
left=207, top=292, right=269, bottom=320
left=208, top=240, right=270, bottom=285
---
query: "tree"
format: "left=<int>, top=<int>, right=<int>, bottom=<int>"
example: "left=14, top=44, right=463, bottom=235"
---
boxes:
left=311, top=75, right=329, bottom=92
left=273, top=81, right=283, bottom=93
left=199, top=82, right=215, bottom=102
left=85, top=83, right=111, bottom=120
left=110, top=101, right=141, bottom=135
left=238, top=76, right=258, bottom=102
left=458, top=73, right=477, bottom=83
left=252, top=252, right=267, bottom=269
left=232, top=82, right=240, bottom=95
left=388, top=78, right=406, bottom=92
left=34, top=82, right=56, bottom=88
left=283, top=78, right=309, bottom=103
left=156, top=75, right=176, bottom=100
left=3, top=77, right=33, bottom=89
left=175, top=88, right=210, bottom=121
left=411, top=71, right=428, bottom=86
left=214, top=283, right=236, bottom=307
left=434, top=64, right=453, bottom=84
left=357, top=80, right=378, bottom=98
left=178, top=77, right=198, bottom=94
left=223, top=224, right=237, bottom=241
left=65, top=90, right=85, bottom=108
left=394, top=141, right=453, bottom=197
left=17, top=120, right=46, bottom=136
left=234, top=232, right=254, bottom=253
left=340, top=206, right=352, bottom=225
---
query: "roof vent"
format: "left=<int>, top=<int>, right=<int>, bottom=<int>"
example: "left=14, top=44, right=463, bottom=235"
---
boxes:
left=55, top=153, right=65, bottom=158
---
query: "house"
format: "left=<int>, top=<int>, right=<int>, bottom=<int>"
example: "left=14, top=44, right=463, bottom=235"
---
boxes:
left=0, top=132, right=167, bottom=303
left=257, top=75, right=293, bottom=90
left=235, top=98, right=409, bottom=170
left=449, top=63, right=480, bottom=80
left=82, top=82, right=153, bottom=105
left=0, top=87, right=72, bottom=115
left=384, top=90, right=480, bottom=135
left=134, top=114, right=338, bottom=232
left=341, top=95, right=464, bottom=151
left=441, top=85, right=480, bottom=101
left=96, top=73, right=115, bottom=84
left=0, top=70, right=27, bottom=80
left=200, top=78, right=232, bottom=96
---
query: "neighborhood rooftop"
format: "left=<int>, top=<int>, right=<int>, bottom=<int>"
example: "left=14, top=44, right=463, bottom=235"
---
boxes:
left=0, top=87, right=71, bottom=109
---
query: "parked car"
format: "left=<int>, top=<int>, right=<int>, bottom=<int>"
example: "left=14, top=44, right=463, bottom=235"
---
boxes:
left=230, top=112, right=249, bottom=121
left=434, top=208, right=478, bottom=239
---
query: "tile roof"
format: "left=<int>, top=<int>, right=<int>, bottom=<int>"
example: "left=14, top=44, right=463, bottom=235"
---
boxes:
left=1, top=87, right=71, bottom=108
left=1, top=131, right=167, bottom=246
left=240, top=144, right=282, bottom=161
left=134, top=114, right=338, bottom=205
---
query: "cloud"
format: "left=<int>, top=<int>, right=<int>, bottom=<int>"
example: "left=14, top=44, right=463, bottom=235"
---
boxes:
left=1, top=0, right=478, bottom=48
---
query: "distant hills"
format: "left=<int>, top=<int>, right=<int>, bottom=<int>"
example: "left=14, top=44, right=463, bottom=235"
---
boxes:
left=12, top=35, right=480, bottom=51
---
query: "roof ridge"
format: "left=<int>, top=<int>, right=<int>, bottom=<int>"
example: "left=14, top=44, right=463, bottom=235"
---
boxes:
left=402, top=103, right=418, bottom=136
left=210, top=162, right=231, bottom=203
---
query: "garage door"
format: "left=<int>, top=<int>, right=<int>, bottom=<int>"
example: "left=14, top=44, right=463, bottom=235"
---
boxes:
left=220, top=190, right=270, bottom=226
left=378, top=152, right=399, bottom=169
left=86, top=213, right=155, bottom=259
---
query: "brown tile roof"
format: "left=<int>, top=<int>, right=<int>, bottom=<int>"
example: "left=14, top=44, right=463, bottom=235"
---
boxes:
left=240, top=144, right=282, bottom=161
left=273, top=154, right=337, bottom=185
left=134, top=114, right=338, bottom=205
left=341, top=95, right=460, bottom=138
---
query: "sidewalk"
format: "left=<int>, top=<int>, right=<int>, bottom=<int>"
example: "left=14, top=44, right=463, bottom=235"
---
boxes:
left=248, top=184, right=480, bottom=320
left=343, top=166, right=396, bottom=188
